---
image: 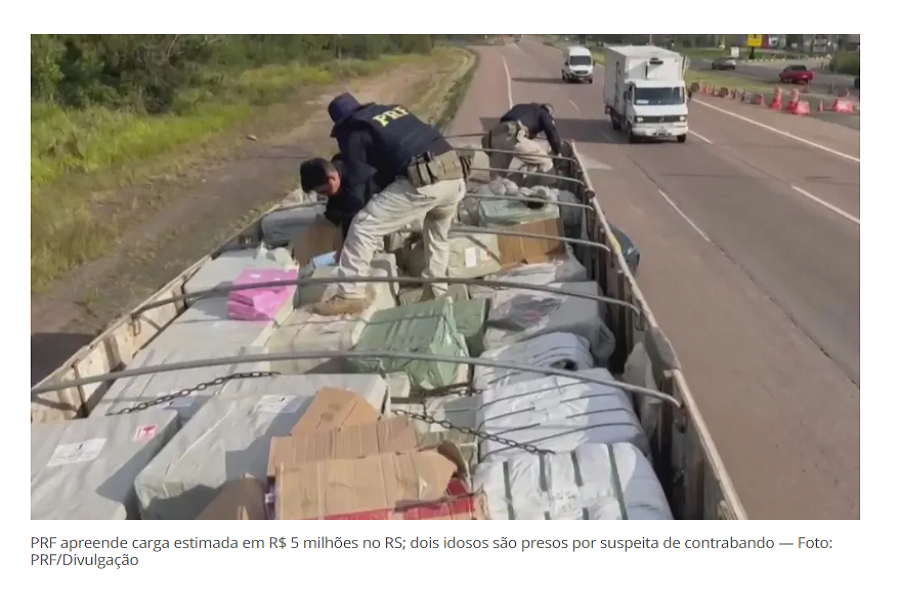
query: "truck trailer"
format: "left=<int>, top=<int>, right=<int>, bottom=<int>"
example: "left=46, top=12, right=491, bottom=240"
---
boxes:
left=603, top=45, right=690, bottom=144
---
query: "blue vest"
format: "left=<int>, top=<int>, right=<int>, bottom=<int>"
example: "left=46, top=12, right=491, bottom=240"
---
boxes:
left=346, top=103, right=444, bottom=176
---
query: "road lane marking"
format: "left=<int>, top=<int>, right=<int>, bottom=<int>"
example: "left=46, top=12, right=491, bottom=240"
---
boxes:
left=502, top=57, right=513, bottom=109
left=693, top=99, right=860, bottom=164
left=689, top=130, right=714, bottom=144
left=658, top=190, right=712, bottom=242
left=569, top=99, right=581, bottom=111
left=791, top=185, right=860, bottom=225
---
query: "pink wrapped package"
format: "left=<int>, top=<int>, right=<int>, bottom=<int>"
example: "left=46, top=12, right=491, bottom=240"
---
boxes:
left=227, top=268, right=297, bottom=321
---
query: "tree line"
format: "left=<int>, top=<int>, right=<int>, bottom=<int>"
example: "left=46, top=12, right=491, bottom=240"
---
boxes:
left=31, top=34, right=435, bottom=114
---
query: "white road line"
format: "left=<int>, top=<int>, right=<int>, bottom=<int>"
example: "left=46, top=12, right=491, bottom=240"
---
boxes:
left=569, top=99, right=581, bottom=111
left=502, top=57, right=513, bottom=109
left=658, top=190, right=712, bottom=242
left=689, top=130, right=713, bottom=144
left=791, top=185, right=860, bottom=225
left=693, top=99, right=860, bottom=164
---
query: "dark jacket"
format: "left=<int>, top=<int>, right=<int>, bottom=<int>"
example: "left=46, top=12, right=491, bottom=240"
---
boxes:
left=499, top=103, right=562, bottom=155
left=324, top=155, right=380, bottom=240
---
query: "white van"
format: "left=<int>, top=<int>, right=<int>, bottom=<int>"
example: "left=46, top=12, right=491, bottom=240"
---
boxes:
left=561, top=46, right=594, bottom=84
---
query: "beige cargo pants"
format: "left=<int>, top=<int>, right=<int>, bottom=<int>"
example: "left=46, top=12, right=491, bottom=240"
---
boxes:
left=482, top=121, right=555, bottom=183
left=336, top=176, right=466, bottom=300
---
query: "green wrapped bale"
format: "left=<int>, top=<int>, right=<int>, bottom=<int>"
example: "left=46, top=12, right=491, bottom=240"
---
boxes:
left=397, top=284, right=469, bottom=306
left=452, top=298, right=490, bottom=357
left=350, top=298, right=469, bottom=389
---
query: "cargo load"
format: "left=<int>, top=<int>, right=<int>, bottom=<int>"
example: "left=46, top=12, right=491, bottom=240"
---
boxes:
left=452, top=297, right=490, bottom=357
left=148, top=293, right=293, bottom=351
left=260, top=204, right=325, bottom=247
left=482, top=281, right=616, bottom=364
left=349, top=298, right=470, bottom=389
left=90, top=345, right=270, bottom=421
left=32, top=410, right=179, bottom=519
left=473, top=443, right=673, bottom=520
left=266, top=309, right=374, bottom=375
left=473, top=332, right=595, bottom=391
left=296, top=254, right=398, bottom=306
left=402, top=233, right=503, bottom=279
left=227, top=269, right=298, bottom=321
left=398, top=284, right=469, bottom=305
left=475, top=370, right=649, bottom=461
left=468, top=246, right=588, bottom=300
left=215, top=374, right=389, bottom=414
left=183, top=245, right=295, bottom=305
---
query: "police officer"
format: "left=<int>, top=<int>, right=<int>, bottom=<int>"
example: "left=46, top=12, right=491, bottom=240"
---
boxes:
left=305, top=92, right=468, bottom=316
left=299, top=153, right=380, bottom=245
left=481, top=103, right=562, bottom=184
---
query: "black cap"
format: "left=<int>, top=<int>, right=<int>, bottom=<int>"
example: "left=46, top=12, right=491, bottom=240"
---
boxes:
left=299, top=158, right=332, bottom=193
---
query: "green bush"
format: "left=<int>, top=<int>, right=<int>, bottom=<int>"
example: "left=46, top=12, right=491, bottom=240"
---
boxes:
left=31, top=34, right=434, bottom=114
left=829, top=52, right=860, bottom=76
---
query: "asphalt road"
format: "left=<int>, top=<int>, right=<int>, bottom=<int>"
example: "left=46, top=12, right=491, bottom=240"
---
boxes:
left=448, top=40, right=860, bottom=520
left=691, top=57, right=859, bottom=97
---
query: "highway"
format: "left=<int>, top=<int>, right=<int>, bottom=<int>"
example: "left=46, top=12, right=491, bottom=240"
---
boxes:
left=448, top=39, right=860, bottom=520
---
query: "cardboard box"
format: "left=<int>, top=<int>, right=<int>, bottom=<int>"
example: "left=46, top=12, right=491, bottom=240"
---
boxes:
left=496, top=218, right=566, bottom=267
left=288, top=387, right=381, bottom=436
left=196, top=475, right=267, bottom=520
left=291, top=218, right=342, bottom=267
left=274, top=442, right=484, bottom=520
left=267, top=417, right=420, bottom=477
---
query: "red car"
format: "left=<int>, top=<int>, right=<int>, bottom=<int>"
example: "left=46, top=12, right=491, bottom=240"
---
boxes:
left=779, top=64, right=815, bottom=84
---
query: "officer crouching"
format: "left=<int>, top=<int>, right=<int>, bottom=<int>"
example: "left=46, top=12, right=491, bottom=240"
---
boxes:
left=300, top=92, right=470, bottom=317
left=481, top=102, right=562, bottom=186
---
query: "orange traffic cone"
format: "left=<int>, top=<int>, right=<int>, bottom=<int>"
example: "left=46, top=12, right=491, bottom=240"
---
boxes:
left=790, top=101, right=811, bottom=116
left=818, top=99, right=824, bottom=112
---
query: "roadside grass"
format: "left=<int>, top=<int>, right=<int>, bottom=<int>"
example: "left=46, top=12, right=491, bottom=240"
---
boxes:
left=684, top=69, right=774, bottom=94
left=30, top=51, right=454, bottom=292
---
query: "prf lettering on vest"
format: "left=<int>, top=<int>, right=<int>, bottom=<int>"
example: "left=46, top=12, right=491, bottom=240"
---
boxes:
left=372, top=106, right=410, bottom=127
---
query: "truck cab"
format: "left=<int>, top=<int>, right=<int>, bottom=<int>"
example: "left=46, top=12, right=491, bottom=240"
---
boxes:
left=562, top=46, right=595, bottom=84
left=603, top=46, right=689, bottom=143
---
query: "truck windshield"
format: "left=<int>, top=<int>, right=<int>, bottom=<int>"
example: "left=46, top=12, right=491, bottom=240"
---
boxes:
left=634, top=86, right=685, bottom=105
left=569, top=55, right=592, bottom=66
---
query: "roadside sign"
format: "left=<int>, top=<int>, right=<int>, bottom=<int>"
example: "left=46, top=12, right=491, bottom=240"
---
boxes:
left=730, top=46, right=740, bottom=58
left=747, top=35, right=763, bottom=48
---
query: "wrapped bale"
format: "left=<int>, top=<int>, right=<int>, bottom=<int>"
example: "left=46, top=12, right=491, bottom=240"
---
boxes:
left=296, top=255, right=397, bottom=307
left=468, top=246, right=588, bottom=300
left=32, top=410, right=179, bottom=520
left=473, top=332, right=595, bottom=391
left=349, top=298, right=469, bottom=390
left=478, top=198, right=560, bottom=228
left=265, top=309, right=373, bottom=374
left=474, top=443, right=672, bottom=520
left=215, top=373, right=389, bottom=413
left=482, top=281, right=616, bottom=365
left=90, top=345, right=270, bottom=423
left=452, top=297, right=490, bottom=357
left=260, top=203, right=324, bottom=247
left=475, top=370, right=649, bottom=462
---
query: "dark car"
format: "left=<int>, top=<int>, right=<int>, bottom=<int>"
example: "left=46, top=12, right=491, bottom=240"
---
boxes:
left=711, top=57, right=737, bottom=70
left=779, top=64, right=814, bottom=84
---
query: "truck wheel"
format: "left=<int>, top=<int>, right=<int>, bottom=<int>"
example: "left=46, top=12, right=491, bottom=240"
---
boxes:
left=677, top=134, right=687, bottom=143
left=611, top=117, right=621, bottom=132
left=588, top=77, right=594, bottom=84
left=627, top=126, right=638, bottom=144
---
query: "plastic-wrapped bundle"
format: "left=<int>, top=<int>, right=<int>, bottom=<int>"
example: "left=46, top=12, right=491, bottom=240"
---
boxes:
left=473, top=443, right=672, bottom=520
left=475, top=370, right=649, bottom=461
left=473, top=332, right=595, bottom=391
left=32, top=410, right=180, bottom=519
left=260, top=204, right=325, bottom=247
left=482, top=281, right=616, bottom=365
left=183, top=246, right=296, bottom=306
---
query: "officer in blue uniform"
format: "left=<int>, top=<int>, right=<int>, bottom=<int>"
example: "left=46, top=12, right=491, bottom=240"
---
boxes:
left=481, top=103, right=561, bottom=183
left=302, top=93, right=469, bottom=316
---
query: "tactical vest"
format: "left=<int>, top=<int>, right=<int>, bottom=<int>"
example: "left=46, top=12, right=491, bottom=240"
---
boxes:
left=347, top=103, right=444, bottom=176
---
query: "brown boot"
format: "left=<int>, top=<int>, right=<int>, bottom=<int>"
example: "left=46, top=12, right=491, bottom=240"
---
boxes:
left=311, top=294, right=372, bottom=316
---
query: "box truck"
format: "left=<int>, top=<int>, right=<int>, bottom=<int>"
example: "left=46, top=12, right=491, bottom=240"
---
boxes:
left=603, top=45, right=689, bottom=143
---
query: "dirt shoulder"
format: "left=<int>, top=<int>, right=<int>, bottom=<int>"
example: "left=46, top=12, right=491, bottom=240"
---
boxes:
left=31, top=48, right=476, bottom=384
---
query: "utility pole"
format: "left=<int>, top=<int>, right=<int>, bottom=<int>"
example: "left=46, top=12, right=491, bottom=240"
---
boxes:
left=648, top=34, right=653, bottom=45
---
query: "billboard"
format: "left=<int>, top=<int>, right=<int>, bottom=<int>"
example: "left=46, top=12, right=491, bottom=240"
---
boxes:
left=747, top=34, right=763, bottom=48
